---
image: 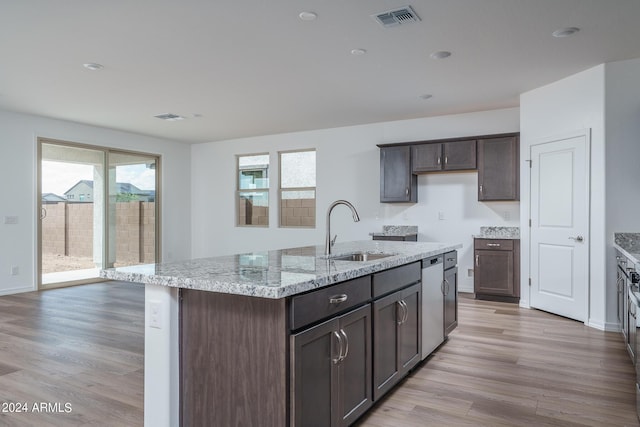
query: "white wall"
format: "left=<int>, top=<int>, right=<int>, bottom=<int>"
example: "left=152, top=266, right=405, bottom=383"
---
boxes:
left=521, top=58, right=640, bottom=330
left=191, top=108, right=520, bottom=292
left=0, top=109, right=191, bottom=295
left=604, top=58, right=640, bottom=327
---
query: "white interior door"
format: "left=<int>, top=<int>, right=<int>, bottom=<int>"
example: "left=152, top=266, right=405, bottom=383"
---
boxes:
left=530, top=132, right=589, bottom=322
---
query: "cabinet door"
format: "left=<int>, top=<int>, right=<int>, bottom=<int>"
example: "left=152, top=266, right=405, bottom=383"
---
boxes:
left=411, top=143, right=442, bottom=172
left=380, top=146, right=417, bottom=203
left=337, top=305, right=372, bottom=427
left=398, top=283, right=421, bottom=373
left=443, top=140, right=476, bottom=170
left=291, top=317, right=339, bottom=427
left=478, top=136, right=519, bottom=201
left=372, top=291, right=401, bottom=400
left=444, top=267, right=458, bottom=337
left=474, top=250, right=514, bottom=296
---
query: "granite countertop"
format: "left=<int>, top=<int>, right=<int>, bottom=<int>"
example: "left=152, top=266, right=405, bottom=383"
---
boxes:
left=100, top=240, right=461, bottom=299
left=474, top=226, right=520, bottom=240
left=614, top=233, right=640, bottom=266
left=370, top=225, right=418, bottom=237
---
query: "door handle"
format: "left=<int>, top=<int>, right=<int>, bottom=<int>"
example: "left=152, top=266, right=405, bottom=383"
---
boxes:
left=397, top=301, right=404, bottom=325
left=339, top=329, right=349, bottom=361
left=475, top=255, right=479, bottom=267
left=405, top=188, right=409, bottom=196
left=332, top=331, right=343, bottom=364
left=568, top=236, right=584, bottom=242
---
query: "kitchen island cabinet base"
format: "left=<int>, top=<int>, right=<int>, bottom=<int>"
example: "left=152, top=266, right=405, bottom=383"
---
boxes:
left=180, top=289, right=289, bottom=427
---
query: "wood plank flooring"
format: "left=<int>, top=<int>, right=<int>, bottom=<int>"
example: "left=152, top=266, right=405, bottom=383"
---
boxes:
left=0, top=281, right=144, bottom=427
left=357, top=294, right=640, bottom=427
left=0, top=284, right=638, bottom=426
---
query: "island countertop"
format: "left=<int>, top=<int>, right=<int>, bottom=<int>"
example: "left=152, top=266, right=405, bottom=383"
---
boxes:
left=100, top=240, right=462, bottom=299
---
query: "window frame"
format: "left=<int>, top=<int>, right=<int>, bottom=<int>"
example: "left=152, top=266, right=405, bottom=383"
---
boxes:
left=278, top=148, right=316, bottom=229
left=236, top=152, right=270, bottom=228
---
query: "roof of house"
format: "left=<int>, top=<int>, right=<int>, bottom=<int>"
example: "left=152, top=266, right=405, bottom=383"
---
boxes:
left=41, top=193, right=67, bottom=202
left=64, top=180, right=151, bottom=196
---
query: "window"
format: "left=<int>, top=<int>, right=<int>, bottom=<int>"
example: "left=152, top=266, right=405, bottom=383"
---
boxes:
left=279, top=149, right=316, bottom=227
left=237, top=154, right=269, bottom=227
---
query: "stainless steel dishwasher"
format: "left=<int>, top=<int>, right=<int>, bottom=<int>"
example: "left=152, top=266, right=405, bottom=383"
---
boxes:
left=422, top=254, right=444, bottom=359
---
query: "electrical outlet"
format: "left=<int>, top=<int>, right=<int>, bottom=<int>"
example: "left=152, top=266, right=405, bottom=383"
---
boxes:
left=4, top=216, right=18, bottom=225
left=438, top=212, right=445, bottom=220
left=468, top=268, right=474, bottom=277
left=10, top=266, right=19, bottom=276
left=503, top=211, right=510, bottom=221
left=148, top=300, right=162, bottom=329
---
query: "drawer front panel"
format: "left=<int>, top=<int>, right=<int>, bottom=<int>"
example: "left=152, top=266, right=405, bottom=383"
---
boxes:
left=474, top=239, right=514, bottom=251
left=372, top=262, right=421, bottom=298
left=444, top=251, right=458, bottom=270
left=290, top=276, right=371, bottom=330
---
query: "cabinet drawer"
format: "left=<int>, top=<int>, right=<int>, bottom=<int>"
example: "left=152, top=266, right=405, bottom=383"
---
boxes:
left=474, top=239, right=514, bottom=251
left=372, top=262, right=420, bottom=298
left=444, top=251, right=457, bottom=270
left=290, top=276, right=371, bottom=330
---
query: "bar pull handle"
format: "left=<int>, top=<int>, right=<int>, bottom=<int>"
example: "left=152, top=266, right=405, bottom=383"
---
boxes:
left=329, top=294, right=348, bottom=304
left=339, top=329, right=349, bottom=361
left=332, top=331, right=343, bottom=364
left=475, top=255, right=479, bottom=267
left=486, top=243, right=501, bottom=247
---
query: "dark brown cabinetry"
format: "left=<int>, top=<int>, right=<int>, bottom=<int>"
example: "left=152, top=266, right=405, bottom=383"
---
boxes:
left=372, top=283, right=421, bottom=400
left=478, top=135, right=519, bottom=201
left=291, top=304, right=372, bottom=427
left=474, top=238, right=520, bottom=303
left=379, top=132, right=518, bottom=204
left=179, top=254, right=457, bottom=427
left=379, top=146, right=416, bottom=203
left=443, top=251, right=458, bottom=336
left=412, top=139, right=476, bottom=173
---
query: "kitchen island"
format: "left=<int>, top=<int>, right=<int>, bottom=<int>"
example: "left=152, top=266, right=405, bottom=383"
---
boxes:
left=101, top=240, right=462, bottom=427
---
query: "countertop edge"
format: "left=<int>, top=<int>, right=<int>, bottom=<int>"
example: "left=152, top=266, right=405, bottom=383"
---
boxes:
left=614, top=243, right=640, bottom=268
left=101, top=242, right=463, bottom=299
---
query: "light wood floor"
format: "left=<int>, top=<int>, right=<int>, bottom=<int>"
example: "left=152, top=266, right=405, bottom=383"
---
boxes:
left=0, top=281, right=144, bottom=427
left=0, top=284, right=638, bottom=426
left=358, top=294, right=640, bottom=427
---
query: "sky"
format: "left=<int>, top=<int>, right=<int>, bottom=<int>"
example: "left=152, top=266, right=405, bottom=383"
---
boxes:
left=42, top=161, right=155, bottom=195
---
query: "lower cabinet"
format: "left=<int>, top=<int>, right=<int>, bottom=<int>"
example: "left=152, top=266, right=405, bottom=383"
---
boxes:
left=444, top=265, right=458, bottom=336
left=372, top=283, right=421, bottom=400
left=291, top=304, right=372, bottom=427
left=474, top=238, right=520, bottom=303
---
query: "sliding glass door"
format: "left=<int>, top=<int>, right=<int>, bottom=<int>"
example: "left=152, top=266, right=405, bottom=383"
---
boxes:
left=38, top=139, right=159, bottom=288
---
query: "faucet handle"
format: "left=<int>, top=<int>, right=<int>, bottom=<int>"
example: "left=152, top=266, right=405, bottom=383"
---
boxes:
left=331, top=235, right=338, bottom=247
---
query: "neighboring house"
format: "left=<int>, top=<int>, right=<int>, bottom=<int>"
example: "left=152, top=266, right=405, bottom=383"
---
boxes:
left=64, top=180, right=155, bottom=202
left=41, top=193, right=67, bottom=204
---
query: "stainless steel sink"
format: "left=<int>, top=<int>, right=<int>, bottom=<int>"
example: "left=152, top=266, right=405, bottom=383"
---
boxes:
left=329, top=252, right=395, bottom=262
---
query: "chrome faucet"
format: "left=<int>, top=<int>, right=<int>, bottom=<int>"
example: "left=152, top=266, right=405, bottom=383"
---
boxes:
left=325, top=200, right=360, bottom=256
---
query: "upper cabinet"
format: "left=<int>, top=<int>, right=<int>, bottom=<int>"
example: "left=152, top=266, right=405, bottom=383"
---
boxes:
left=379, top=132, right=519, bottom=203
left=477, top=135, right=519, bottom=201
left=412, top=140, right=476, bottom=173
left=379, top=146, right=417, bottom=203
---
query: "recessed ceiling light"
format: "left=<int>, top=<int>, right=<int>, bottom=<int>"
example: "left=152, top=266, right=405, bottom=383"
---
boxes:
left=83, top=63, right=104, bottom=71
left=419, top=94, right=433, bottom=100
left=299, top=11, right=317, bottom=21
left=430, top=51, right=451, bottom=60
left=350, top=48, right=367, bottom=56
left=552, top=27, right=580, bottom=38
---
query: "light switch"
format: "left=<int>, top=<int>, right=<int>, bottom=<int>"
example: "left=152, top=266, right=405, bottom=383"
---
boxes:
left=4, top=216, right=18, bottom=225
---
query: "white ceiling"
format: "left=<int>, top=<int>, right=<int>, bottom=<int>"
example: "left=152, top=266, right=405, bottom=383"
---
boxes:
left=2, top=0, right=640, bottom=144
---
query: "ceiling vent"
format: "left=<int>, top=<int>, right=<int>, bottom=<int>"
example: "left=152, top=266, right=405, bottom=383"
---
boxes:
left=154, top=113, right=185, bottom=121
left=373, top=6, right=420, bottom=28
